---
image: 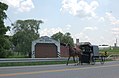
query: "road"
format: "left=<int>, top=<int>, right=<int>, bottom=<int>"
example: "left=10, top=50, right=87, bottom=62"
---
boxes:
left=0, top=61, right=119, bottom=78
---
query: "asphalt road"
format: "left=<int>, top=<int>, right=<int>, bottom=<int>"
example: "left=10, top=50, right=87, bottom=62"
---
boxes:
left=0, top=61, right=119, bottom=78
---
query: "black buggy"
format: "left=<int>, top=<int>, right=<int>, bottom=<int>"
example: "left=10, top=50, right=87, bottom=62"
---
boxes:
left=79, top=42, right=106, bottom=65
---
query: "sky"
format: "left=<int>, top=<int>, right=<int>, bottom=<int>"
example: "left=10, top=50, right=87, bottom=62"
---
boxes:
left=1, top=0, right=119, bottom=46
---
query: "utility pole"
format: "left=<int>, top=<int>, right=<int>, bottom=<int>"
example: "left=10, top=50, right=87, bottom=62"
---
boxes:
left=116, top=38, right=117, bottom=47
left=114, top=38, right=117, bottom=47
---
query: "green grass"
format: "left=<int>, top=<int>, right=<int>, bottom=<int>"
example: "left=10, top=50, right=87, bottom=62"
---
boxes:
left=0, top=59, right=113, bottom=67
left=100, top=48, right=119, bottom=53
left=99, top=48, right=119, bottom=56
left=0, top=61, right=74, bottom=67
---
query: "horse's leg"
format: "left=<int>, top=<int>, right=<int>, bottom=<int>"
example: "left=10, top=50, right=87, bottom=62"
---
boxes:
left=80, top=55, right=83, bottom=65
left=78, top=56, right=81, bottom=65
left=73, top=56, right=78, bottom=66
left=76, top=56, right=80, bottom=65
left=73, top=56, right=76, bottom=63
left=66, top=56, right=70, bottom=65
left=75, top=56, right=80, bottom=65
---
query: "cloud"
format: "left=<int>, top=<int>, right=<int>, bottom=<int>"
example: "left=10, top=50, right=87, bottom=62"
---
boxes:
left=73, top=32, right=91, bottom=43
left=65, top=24, right=71, bottom=30
left=40, top=19, right=48, bottom=23
left=98, top=17, right=105, bottom=22
left=73, top=26, right=98, bottom=42
left=103, top=12, right=119, bottom=35
left=1, top=0, right=20, bottom=7
left=84, top=26, right=98, bottom=31
left=60, top=1, right=118, bottom=45
left=104, top=12, right=117, bottom=24
left=39, top=27, right=64, bottom=37
left=1, top=0, right=34, bottom=12
left=18, top=0, right=34, bottom=12
left=72, top=12, right=119, bottom=45
left=112, top=32, right=119, bottom=35
left=98, top=36, right=111, bottom=45
left=112, top=28, right=119, bottom=31
left=40, top=24, right=72, bottom=37
left=60, top=0, right=99, bottom=18
left=112, top=28, right=119, bottom=35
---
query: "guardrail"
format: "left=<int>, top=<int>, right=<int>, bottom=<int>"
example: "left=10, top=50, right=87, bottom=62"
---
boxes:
left=2, top=55, right=118, bottom=63
left=0, top=58, right=68, bottom=63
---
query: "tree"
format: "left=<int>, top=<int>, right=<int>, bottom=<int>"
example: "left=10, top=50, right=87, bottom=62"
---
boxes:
left=63, top=32, right=74, bottom=46
left=0, top=2, right=10, bottom=58
left=51, top=32, right=74, bottom=46
left=0, top=2, right=8, bottom=35
left=12, top=19, right=43, bottom=57
left=51, top=32, right=63, bottom=41
left=13, top=19, right=43, bottom=35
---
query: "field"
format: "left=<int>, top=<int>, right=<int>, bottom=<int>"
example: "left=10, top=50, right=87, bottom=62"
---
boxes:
left=99, top=47, right=119, bottom=55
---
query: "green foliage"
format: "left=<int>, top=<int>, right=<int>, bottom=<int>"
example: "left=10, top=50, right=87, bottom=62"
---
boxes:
left=51, top=32, right=74, bottom=46
left=13, top=19, right=43, bottom=34
left=51, top=32, right=63, bottom=41
left=12, top=19, right=43, bottom=57
left=0, top=2, right=10, bottom=58
left=0, top=2, right=8, bottom=35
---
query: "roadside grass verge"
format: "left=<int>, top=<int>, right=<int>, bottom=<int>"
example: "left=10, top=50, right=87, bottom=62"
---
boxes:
left=0, top=59, right=113, bottom=67
left=0, top=61, right=74, bottom=67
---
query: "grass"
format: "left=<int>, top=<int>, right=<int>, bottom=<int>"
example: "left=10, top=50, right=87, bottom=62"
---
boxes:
left=0, top=61, right=74, bottom=67
left=99, top=48, right=119, bottom=56
left=100, top=48, right=119, bottom=53
left=0, top=59, right=113, bottom=67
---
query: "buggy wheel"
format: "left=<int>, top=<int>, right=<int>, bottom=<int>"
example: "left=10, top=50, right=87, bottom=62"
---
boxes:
left=90, top=56, right=95, bottom=65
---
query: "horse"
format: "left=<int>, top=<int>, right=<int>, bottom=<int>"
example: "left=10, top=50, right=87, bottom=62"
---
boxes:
left=66, top=44, right=82, bottom=65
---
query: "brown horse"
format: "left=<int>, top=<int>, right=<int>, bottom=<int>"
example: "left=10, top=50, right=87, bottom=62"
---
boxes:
left=66, top=44, right=82, bottom=65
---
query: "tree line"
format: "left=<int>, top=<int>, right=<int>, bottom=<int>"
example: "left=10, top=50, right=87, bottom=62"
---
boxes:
left=0, top=2, right=74, bottom=58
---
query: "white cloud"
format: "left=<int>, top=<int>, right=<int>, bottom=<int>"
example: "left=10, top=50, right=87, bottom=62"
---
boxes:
left=73, top=26, right=98, bottom=42
left=112, top=28, right=119, bottom=35
left=112, top=32, right=119, bottom=35
left=40, top=19, right=48, bottom=23
left=39, top=27, right=64, bottom=37
left=98, top=36, right=111, bottom=45
left=72, top=12, right=119, bottom=45
left=1, top=0, right=34, bottom=12
left=73, top=32, right=91, bottom=43
left=65, top=24, right=71, bottom=30
left=60, top=1, right=119, bottom=45
left=18, top=0, right=34, bottom=12
left=112, top=28, right=119, bottom=31
left=84, top=26, right=98, bottom=31
left=60, top=0, right=99, bottom=18
left=104, top=12, right=117, bottom=24
left=103, top=12, right=119, bottom=35
left=102, top=12, right=119, bottom=26
left=98, top=17, right=105, bottom=22
left=1, top=0, right=20, bottom=7
left=74, top=32, right=87, bottom=39
left=40, top=25, right=72, bottom=37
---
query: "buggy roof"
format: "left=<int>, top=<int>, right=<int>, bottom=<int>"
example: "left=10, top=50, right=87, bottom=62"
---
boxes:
left=79, top=42, right=91, bottom=46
